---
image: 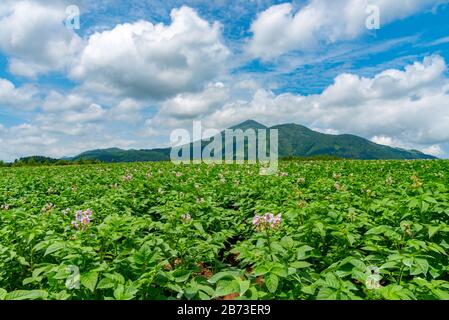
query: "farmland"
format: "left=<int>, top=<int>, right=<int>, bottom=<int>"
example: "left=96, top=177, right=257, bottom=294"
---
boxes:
left=1, top=160, right=449, bottom=300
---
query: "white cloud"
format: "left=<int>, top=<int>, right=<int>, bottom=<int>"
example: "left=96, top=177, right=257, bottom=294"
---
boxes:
left=371, top=135, right=395, bottom=147
left=0, top=78, right=38, bottom=109
left=71, top=6, right=229, bottom=99
left=61, top=103, right=105, bottom=123
left=422, top=145, right=444, bottom=156
left=0, top=0, right=83, bottom=77
left=320, top=55, right=446, bottom=106
left=160, top=82, right=228, bottom=119
left=0, top=120, right=137, bottom=161
left=108, top=99, right=144, bottom=123
left=42, top=90, right=93, bottom=113
left=427, top=35, right=449, bottom=46
left=247, top=0, right=446, bottom=59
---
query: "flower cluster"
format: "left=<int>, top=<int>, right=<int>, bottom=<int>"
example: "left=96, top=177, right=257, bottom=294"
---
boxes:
left=123, top=173, right=133, bottom=182
left=181, top=213, right=192, bottom=223
left=1, top=204, right=10, bottom=211
left=62, top=208, right=71, bottom=216
left=334, top=183, right=347, bottom=192
left=71, top=209, right=93, bottom=230
left=252, top=213, right=282, bottom=231
left=385, top=176, right=394, bottom=186
left=411, top=175, right=422, bottom=189
left=333, top=173, right=342, bottom=180
left=41, top=203, right=55, bottom=212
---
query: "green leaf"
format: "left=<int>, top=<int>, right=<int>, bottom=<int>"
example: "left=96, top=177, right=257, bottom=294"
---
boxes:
left=381, top=261, right=399, bottom=270
left=428, top=225, right=440, bottom=239
left=301, top=285, right=316, bottom=295
left=193, top=281, right=215, bottom=296
left=198, top=291, right=210, bottom=300
left=347, top=258, right=366, bottom=271
left=433, top=289, right=449, bottom=300
left=17, top=256, right=29, bottom=266
left=173, top=270, right=191, bottom=283
left=291, top=261, right=312, bottom=269
left=297, top=245, right=313, bottom=260
left=97, top=277, right=115, bottom=290
left=317, top=287, right=338, bottom=300
left=265, top=273, right=279, bottom=293
left=280, top=236, right=294, bottom=249
left=184, top=286, right=198, bottom=299
left=214, top=279, right=239, bottom=298
left=5, top=290, right=48, bottom=300
left=193, top=222, right=205, bottom=233
left=366, top=226, right=386, bottom=235
left=113, top=282, right=138, bottom=300
left=410, top=258, right=429, bottom=276
left=0, top=289, right=7, bottom=300
left=81, top=271, right=98, bottom=293
left=23, top=277, right=41, bottom=285
left=252, top=265, right=270, bottom=277
left=314, top=222, right=326, bottom=237
left=239, top=280, right=250, bottom=296
left=33, top=241, right=49, bottom=252
left=44, top=243, right=65, bottom=256
left=166, top=283, right=183, bottom=294
left=270, top=242, right=285, bottom=253
left=324, top=273, right=340, bottom=289
left=207, top=271, right=240, bottom=284
left=379, top=285, right=416, bottom=300
left=270, top=265, right=288, bottom=278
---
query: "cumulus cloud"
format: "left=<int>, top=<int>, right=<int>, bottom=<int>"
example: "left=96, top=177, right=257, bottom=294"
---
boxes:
left=160, top=82, right=228, bottom=119
left=42, top=90, right=93, bottom=113
left=0, top=120, right=136, bottom=161
left=371, top=135, right=396, bottom=147
left=320, top=55, right=446, bottom=106
left=0, top=0, right=83, bottom=77
left=247, top=0, right=445, bottom=59
left=71, top=6, right=229, bottom=99
left=108, top=99, right=145, bottom=123
left=422, top=145, right=445, bottom=156
left=0, top=98, right=137, bottom=161
left=0, top=78, right=38, bottom=109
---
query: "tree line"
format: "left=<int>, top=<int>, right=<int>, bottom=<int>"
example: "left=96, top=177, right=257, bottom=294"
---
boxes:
left=0, top=156, right=102, bottom=167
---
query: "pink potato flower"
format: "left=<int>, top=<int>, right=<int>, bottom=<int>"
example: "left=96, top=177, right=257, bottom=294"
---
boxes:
left=253, top=213, right=282, bottom=231
left=72, top=209, right=93, bottom=230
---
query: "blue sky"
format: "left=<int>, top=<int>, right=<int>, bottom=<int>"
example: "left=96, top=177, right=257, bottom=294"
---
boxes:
left=0, top=0, right=449, bottom=161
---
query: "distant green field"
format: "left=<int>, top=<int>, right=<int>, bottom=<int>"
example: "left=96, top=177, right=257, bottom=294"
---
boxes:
left=1, top=160, right=449, bottom=300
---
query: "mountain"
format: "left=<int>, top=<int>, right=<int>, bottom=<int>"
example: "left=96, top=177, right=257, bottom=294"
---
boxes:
left=71, top=147, right=171, bottom=162
left=272, top=123, right=434, bottom=160
left=230, top=119, right=268, bottom=131
left=68, top=120, right=435, bottom=162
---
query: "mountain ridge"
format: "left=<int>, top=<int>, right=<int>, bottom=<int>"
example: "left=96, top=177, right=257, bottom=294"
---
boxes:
left=63, top=120, right=435, bottom=162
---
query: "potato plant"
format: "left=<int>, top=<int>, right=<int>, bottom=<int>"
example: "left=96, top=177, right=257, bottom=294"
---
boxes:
left=1, top=160, right=449, bottom=300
